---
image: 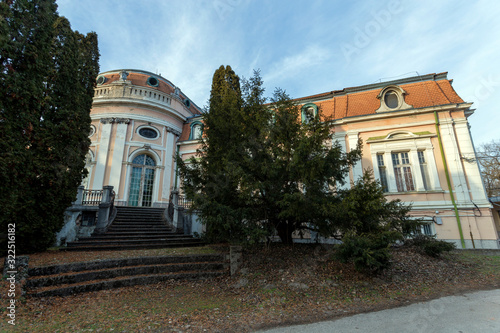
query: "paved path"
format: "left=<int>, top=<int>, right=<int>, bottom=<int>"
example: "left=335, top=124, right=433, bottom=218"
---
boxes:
left=257, top=289, right=500, bottom=333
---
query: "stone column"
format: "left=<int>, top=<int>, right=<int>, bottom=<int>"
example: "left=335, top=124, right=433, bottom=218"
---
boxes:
left=170, top=190, right=183, bottom=233
left=93, top=120, right=112, bottom=189
left=162, top=131, right=176, bottom=201
left=348, top=131, right=363, bottom=181
left=73, top=185, right=85, bottom=205
left=108, top=119, right=129, bottom=195
left=94, top=185, right=114, bottom=234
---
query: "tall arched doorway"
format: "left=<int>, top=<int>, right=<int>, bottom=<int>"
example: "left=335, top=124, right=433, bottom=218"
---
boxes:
left=128, top=154, right=156, bottom=207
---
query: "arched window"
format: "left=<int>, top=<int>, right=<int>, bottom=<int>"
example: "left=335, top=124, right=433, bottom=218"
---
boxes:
left=128, top=154, right=156, bottom=207
left=301, top=103, right=318, bottom=123
left=189, top=121, right=203, bottom=140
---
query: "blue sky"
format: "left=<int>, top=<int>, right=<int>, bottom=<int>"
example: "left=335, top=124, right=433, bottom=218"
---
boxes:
left=56, top=0, right=500, bottom=145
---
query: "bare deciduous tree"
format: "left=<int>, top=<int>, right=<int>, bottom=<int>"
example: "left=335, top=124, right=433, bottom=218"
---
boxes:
left=476, top=140, right=500, bottom=197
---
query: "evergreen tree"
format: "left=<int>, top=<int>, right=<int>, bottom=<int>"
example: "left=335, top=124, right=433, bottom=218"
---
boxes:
left=180, top=68, right=361, bottom=244
left=0, top=0, right=99, bottom=253
left=179, top=65, right=258, bottom=242
left=242, top=88, right=361, bottom=244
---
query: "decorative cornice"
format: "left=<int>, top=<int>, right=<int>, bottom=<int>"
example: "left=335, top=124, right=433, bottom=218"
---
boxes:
left=100, top=117, right=131, bottom=124
left=165, top=126, right=181, bottom=136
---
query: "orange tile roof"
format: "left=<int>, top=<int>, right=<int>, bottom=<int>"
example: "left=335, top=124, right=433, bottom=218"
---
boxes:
left=295, top=73, right=465, bottom=121
left=179, top=123, right=192, bottom=141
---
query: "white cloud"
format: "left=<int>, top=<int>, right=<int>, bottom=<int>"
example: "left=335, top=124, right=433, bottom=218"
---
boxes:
left=56, top=0, right=500, bottom=144
left=264, top=45, right=331, bottom=88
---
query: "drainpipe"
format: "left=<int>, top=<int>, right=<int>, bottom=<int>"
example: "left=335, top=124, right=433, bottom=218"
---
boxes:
left=434, top=110, right=466, bottom=248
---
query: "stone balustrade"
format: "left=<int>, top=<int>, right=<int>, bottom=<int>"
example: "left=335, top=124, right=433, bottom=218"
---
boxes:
left=93, top=83, right=172, bottom=108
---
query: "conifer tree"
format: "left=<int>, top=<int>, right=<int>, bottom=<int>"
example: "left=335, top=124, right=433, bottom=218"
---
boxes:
left=179, top=65, right=258, bottom=242
left=243, top=88, right=362, bottom=244
left=180, top=68, right=361, bottom=244
left=0, top=0, right=99, bottom=253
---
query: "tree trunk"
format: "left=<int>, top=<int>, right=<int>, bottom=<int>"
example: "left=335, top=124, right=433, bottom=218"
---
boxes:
left=276, top=221, right=294, bottom=245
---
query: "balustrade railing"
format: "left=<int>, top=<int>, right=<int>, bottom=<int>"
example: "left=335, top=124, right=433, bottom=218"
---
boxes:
left=94, top=85, right=172, bottom=106
left=178, top=195, right=192, bottom=209
left=82, top=189, right=103, bottom=206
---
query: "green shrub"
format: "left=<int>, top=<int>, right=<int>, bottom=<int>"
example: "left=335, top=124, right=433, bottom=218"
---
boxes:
left=336, top=232, right=394, bottom=274
left=408, top=235, right=456, bottom=257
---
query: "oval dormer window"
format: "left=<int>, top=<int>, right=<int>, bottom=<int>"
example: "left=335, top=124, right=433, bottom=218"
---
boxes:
left=147, top=76, right=159, bottom=87
left=384, top=91, right=399, bottom=109
left=138, top=127, right=159, bottom=139
left=96, top=75, right=107, bottom=85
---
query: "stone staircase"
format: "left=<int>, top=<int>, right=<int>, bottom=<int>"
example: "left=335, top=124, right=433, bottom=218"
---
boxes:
left=65, top=206, right=203, bottom=251
left=26, top=254, right=226, bottom=297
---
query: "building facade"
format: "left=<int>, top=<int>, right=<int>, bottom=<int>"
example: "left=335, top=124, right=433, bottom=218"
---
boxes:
left=86, top=69, right=203, bottom=208
left=83, top=69, right=499, bottom=249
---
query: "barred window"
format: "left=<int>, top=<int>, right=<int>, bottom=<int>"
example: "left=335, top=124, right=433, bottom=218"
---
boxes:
left=422, top=223, right=433, bottom=236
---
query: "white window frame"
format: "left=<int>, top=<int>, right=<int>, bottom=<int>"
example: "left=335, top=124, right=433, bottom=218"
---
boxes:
left=392, top=151, right=415, bottom=192
left=369, top=135, right=441, bottom=193
left=376, top=153, right=389, bottom=192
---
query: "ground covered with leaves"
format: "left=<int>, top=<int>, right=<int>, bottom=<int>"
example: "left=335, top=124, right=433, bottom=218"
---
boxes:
left=2, top=244, right=500, bottom=332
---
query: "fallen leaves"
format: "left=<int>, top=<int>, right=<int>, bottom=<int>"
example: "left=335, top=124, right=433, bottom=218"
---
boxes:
left=1, top=245, right=499, bottom=332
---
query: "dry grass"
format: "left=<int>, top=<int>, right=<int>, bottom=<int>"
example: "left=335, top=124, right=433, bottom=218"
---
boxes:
left=1, top=244, right=499, bottom=332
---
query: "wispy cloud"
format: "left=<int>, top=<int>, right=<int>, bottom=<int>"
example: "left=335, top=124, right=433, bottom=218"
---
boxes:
left=264, top=45, right=331, bottom=88
left=56, top=0, right=500, bottom=144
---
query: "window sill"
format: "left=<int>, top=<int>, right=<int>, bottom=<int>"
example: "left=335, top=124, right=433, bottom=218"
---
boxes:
left=384, top=190, right=445, bottom=195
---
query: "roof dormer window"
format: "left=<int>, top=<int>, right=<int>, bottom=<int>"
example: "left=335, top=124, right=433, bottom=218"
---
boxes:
left=147, top=76, right=159, bottom=87
left=376, top=85, right=412, bottom=112
left=384, top=91, right=399, bottom=109
left=301, top=103, right=318, bottom=123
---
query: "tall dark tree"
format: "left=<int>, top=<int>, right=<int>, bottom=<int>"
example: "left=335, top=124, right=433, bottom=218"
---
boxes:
left=179, top=65, right=259, bottom=242
left=0, top=0, right=99, bottom=253
left=241, top=88, right=361, bottom=244
left=180, top=68, right=361, bottom=244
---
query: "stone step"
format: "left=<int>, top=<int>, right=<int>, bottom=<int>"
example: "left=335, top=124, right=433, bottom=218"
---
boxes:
left=80, top=234, right=185, bottom=240
left=116, top=206, right=165, bottom=210
left=68, top=237, right=200, bottom=245
left=110, top=222, right=168, bottom=226
left=108, top=225, right=171, bottom=231
left=62, top=242, right=204, bottom=251
left=113, top=216, right=164, bottom=221
left=65, top=205, right=187, bottom=251
left=26, top=254, right=226, bottom=297
left=100, top=231, right=179, bottom=236
left=29, top=254, right=225, bottom=276
left=67, top=238, right=200, bottom=247
left=29, top=271, right=224, bottom=297
left=115, top=210, right=164, bottom=214
left=27, top=262, right=225, bottom=289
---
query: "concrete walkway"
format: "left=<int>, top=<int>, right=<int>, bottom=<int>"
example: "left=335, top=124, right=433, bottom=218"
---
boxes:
left=257, top=289, right=500, bottom=333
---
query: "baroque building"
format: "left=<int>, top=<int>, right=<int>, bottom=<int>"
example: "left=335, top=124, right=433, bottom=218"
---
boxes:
left=78, top=69, right=499, bottom=249
left=86, top=69, right=202, bottom=208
